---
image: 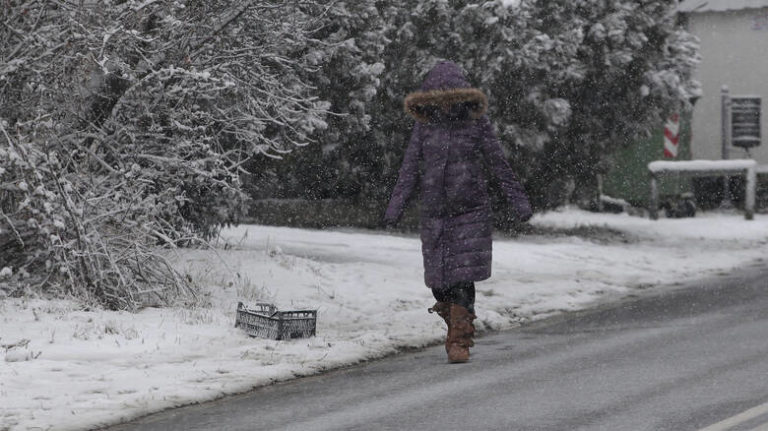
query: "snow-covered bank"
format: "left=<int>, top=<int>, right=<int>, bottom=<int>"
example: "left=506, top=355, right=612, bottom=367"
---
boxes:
left=2, top=209, right=767, bottom=431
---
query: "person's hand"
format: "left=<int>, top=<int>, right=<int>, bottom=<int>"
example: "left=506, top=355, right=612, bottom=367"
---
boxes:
left=380, top=216, right=396, bottom=231
left=517, top=208, right=533, bottom=223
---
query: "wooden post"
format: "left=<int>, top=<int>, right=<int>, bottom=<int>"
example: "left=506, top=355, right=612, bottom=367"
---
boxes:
left=649, top=173, right=659, bottom=220
left=721, top=86, right=734, bottom=208
left=596, top=174, right=604, bottom=212
left=745, top=166, right=756, bottom=220
left=721, top=86, right=731, bottom=161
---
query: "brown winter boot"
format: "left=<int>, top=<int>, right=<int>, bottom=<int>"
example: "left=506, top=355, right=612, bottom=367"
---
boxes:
left=428, top=301, right=452, bottom=352
left=446, top=303, right=476, bottom=363
left=428, top=301, right=451, bottom=326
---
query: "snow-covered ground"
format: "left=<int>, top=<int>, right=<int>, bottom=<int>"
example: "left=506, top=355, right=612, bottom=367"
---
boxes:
left=2, top=208, right=767, bottom=431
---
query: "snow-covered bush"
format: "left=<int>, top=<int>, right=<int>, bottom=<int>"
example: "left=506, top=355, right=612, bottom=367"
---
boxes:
left=252, top=0, right=700, bottom=210
left=378, top=0, right=700, bottom=208
left=245, top=0, right=389, bottom=201
left=516, top=0, right=702, bottom=207
left=0, top=1, right=331, bottom=308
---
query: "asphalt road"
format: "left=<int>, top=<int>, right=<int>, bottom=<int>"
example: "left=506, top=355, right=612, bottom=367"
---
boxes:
left=107, top=263, right=768, bottom=431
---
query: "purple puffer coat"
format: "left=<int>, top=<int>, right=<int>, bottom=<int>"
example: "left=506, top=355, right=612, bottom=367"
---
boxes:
left=384, top=61, right=532, bottom=290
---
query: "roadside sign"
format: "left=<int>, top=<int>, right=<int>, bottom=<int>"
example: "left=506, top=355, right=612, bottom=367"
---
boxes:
left=731, top=96, right=761, bottom=148
left=663, top=113, right=680, bottom=158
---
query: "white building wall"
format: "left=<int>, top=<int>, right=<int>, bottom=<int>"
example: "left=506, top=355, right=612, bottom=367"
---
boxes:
left=688, top=7, right=768, bottom=163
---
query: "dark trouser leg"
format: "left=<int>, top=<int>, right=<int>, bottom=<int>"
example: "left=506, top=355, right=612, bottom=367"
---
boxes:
left=451, top=281, right=475, bottom=314
left=431, top=281, right=475, bottom=314
left=431, top=286, right=451, bottom=303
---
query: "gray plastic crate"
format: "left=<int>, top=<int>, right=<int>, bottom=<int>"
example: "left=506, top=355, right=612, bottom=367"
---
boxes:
left=235, top=302, right=317, bottom=340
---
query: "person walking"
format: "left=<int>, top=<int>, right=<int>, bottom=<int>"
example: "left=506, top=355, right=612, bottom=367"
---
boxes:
left=383, top=60, right=532, bottom=363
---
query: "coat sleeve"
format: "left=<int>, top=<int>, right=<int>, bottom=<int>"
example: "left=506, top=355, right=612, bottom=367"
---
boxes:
left=384, top=124, right=423, bottom=225
left=478, top=117, right=533, bottom=221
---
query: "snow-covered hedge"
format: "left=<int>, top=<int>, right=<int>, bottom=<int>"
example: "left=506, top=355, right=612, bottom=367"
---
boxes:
left=0, top=0, right=702, bottom=306
left=253, top=0, right=701, bottom=209
left=0, top=1, right=336, bottom=308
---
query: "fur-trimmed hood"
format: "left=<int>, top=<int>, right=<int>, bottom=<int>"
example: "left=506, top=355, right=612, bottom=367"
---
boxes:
left=404, top=61, right=488, bottom=123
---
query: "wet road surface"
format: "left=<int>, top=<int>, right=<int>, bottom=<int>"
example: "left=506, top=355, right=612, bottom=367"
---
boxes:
left=106, top=264, right=768, bottom=431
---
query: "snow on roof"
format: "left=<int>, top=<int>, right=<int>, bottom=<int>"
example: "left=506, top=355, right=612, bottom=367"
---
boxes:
left=678, top=0, right=768, bottom=13
left=648, top=159, right=757, bottom=173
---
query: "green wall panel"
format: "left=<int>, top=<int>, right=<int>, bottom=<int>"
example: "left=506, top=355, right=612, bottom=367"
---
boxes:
left=603, top=115, right=692, bottom=206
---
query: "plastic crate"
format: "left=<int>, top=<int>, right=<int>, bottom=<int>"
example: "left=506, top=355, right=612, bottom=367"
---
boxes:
left=235, top=302, right=317, bottom=340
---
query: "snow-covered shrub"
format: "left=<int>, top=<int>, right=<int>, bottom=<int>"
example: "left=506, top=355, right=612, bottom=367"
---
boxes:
left=0, top=1, right=331, bottom=308
left=251, top=0, right=700, bottom=211
left=245, top=0, right=389, bottom=201
left=515, top=0, right=701, bottom=207
left=379, top=0, right=701, bottom=208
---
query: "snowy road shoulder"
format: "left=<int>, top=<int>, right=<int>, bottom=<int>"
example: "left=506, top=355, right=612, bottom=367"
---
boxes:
left=1, top=209, right=767, bottom=431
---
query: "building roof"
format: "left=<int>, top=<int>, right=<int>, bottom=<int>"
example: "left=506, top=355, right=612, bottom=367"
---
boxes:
left=678, top=0, right=768, bottom=13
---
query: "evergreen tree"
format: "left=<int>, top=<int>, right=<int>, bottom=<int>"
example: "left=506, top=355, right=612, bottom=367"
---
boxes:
left=346, top=0, right=700, bottom=209
left=245, top=0, right=388, bottom=201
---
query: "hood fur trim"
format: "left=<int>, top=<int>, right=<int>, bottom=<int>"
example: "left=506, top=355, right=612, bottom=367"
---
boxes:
left=404, top=87, right=488, bottom=123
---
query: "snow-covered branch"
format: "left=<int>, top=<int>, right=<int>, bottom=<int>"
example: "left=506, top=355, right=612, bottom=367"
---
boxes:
left=0, top=0, right=333, bottom=308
